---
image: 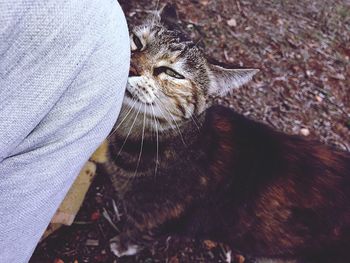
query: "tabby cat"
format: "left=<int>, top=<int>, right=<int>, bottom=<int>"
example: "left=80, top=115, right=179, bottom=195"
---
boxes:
left=104, top=5, right=350, bottom=263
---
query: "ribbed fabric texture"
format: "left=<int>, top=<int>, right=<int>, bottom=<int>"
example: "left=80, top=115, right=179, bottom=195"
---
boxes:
left=0, top=1, right=130, bottom=262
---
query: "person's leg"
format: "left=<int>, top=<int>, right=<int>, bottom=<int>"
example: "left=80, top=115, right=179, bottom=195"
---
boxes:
left=0, top=1, right=130, bottom=262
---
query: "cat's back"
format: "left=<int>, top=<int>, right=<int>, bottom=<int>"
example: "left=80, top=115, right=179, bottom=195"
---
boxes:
left=198, top=105, right=350, bottom=259
left=203, top=105, right=350, bottom=202
left=204, top=105, right=350, bottom=180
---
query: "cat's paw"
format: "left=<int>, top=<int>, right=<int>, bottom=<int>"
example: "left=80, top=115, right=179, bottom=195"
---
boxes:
left=110, top=235, right=140, bottom=257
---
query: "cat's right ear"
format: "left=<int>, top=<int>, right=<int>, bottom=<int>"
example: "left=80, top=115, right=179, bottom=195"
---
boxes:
left=158, top=3, right=179, bottom=24
left=152, top=3, right=180, bottom=28
left=208, top=64, right=259, bottom=96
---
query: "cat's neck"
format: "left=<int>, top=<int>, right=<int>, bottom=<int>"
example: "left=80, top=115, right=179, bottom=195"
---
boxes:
left=107, top=111, right=207, bottom=178
left=162, top=112, right=206, bottom=147
left=113, top=110, right=206, bottom=149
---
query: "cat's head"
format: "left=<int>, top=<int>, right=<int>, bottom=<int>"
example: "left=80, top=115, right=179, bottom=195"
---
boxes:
left=117, top=4, right=258, bottom=138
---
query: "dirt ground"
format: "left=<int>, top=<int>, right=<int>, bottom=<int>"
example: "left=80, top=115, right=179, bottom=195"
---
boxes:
left=31, top=0, right=350, bottom=262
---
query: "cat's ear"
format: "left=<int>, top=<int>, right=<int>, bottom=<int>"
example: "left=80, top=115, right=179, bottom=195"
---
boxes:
left=152, top=3, right=181, bottom=30
left=208, top=64, right=259, bottom=96
left=158, top=3, right=179, bottom=25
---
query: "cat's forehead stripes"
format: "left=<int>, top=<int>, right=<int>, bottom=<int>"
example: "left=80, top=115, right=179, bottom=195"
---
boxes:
left=134, top=23, right=198, bottom=56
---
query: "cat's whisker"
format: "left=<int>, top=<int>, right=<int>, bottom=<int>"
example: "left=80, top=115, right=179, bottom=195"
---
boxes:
left=107, top=98, right=138, bottom=140
left=116, top=103, right=142, bottom=158
left=186, top=110, right=200, bottom=131
left=130, top=103, right=146, bottom=183
left=154, top=94, right=187, bottom=146
left=194, top=37, right=203, bottom=48
left=117, top=103, right=144, bottom=191
left=150, top=103, right=159, bottom=177
left=153, top=100, right=176, bottom=131
left=152, top=98, right=186, bottom=146
left=155, top=99, right=186, bottom=146
left=150, top=95, right=179, bottom=134
left=190, top=114, right=201, bottom=132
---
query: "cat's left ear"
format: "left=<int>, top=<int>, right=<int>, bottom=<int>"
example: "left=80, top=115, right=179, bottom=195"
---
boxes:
left=208, top=64, right=259, bottom=96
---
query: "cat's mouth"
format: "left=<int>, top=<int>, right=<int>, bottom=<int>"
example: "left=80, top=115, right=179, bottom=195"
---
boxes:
left=125, top=79, right=155, bottom=106
left=129, top=65, right=140, bottom=77
left=125, top=88, right=135, bottom=99
left=125, top=88, right=155, bottom=106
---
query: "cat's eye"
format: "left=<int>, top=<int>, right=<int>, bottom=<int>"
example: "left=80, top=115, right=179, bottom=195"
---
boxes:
left=131, top=34, right=143, bottom=51
left=153, top=66, right=185, bottom=79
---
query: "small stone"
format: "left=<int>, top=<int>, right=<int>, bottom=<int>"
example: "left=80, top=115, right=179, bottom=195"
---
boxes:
left=227, top=18, right=237, bottom=27
left=292, top=65, right=300, bottom=72
left=267, top=53, right=275, bottom=60
left=315, top=95, right=323, bottom=102
left=300, top=128, right=310, bottom=136
left=332, top=73, right=345, bottom=80
left=305, top=70, right=312, bottom=77
left=225, top=250, right=232, bottom=263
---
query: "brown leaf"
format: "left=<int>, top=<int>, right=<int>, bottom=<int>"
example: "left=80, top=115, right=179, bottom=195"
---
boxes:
left=168, top=256, right=179, bottom=263
left=203, top=239, right=217, bottom=249
left=234, top=254, right=245, bottom=263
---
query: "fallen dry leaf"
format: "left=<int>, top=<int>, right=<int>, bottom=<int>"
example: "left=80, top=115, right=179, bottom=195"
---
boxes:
left=203, top=239, right=217, bottom=249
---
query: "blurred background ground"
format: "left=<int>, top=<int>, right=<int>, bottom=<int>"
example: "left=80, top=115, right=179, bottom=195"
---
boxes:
left=31, top=0, right=350, bottom=262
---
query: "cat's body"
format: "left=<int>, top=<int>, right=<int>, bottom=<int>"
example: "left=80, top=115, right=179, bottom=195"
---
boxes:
left=105, top=5, right=350, bottom=263
left=106, top=105, right=350, bottom=262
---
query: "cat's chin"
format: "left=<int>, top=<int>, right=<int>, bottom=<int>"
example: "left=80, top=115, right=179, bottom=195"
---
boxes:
left=120, top=96, right=187, bottom=133
left=114, top=100, right=181, bottom=141
left=123, top=94, right=152, bottom=115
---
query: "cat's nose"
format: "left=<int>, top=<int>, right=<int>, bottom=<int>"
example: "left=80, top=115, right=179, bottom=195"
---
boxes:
left=129, top=63, right=141, bottom=77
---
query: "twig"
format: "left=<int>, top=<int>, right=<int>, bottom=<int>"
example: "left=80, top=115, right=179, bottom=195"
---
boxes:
left=235, top=0, right=242, bottom=12
left=73, top=221, right=93, bottom=225
left=102, top=208, right=120, bottom=232
left=112, top=199, right=122, bottom=222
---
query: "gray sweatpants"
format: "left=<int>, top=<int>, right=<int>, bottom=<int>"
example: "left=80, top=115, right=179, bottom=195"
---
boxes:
left=0, top=1, right=130, bottom=262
